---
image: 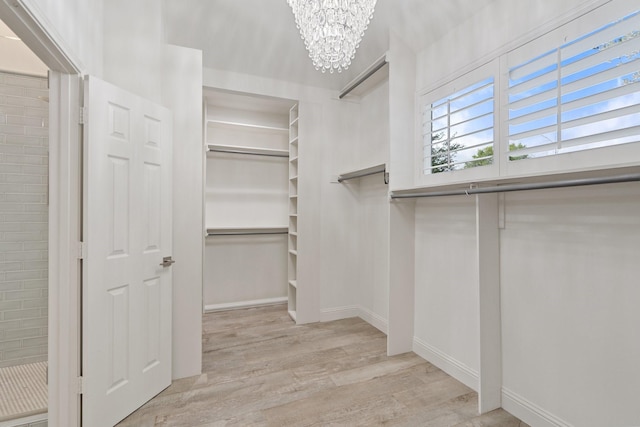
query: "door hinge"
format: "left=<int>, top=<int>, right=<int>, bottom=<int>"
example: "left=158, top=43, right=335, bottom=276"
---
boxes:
left=78, top=241, right=87, bottom=259
left=77, top=376, right=84, bottom=394
left=79, top=106, right=87, bottom=125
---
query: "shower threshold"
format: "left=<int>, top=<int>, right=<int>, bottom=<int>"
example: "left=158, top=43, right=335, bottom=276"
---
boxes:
left=0, top=361, right=47, bottom=424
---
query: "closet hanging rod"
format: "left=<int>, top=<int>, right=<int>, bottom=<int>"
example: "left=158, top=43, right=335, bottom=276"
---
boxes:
left=207, top=144, right=289, bottom=158
left=337, top=163, right=388, bottom=184
left=206, top=228, right=288, bottom=237
left=390, top=173, right=640, bottom=199
left=339, top=54, right=388, bottom=99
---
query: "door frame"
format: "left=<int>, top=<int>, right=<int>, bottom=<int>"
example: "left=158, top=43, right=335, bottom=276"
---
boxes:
left=0, top=2, right=82, bottom=426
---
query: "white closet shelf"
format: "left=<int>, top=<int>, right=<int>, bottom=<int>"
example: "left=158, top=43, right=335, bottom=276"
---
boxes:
left=289, top=156, right=298, bottom=163
left=288, top=280, right=297, bottom=289
left=289, top=117, right=299, bottom=126
left=336, top=163, right=388, bottom=183
left=289, top=136, right=299, bottom=144
left=290, top=195, right=298, bottom=199
left=289, top=249, right=298, bottom=256
left=206, top=226, right=288, bottom=236
left=207, top=144, right=289, bottom=158
left=206, top=119, right=288, bottom=133
left=289, top=231, right=298, bottom=237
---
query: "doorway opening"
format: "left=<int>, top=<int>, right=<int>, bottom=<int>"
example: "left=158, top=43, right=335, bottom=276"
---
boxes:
left=0, top=17, right=50, bottom=427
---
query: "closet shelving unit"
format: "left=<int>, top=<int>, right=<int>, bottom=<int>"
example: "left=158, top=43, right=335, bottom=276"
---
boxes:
left=203, top=92, right=292, bottom=312
left=288, top=104, right=299, bottom=321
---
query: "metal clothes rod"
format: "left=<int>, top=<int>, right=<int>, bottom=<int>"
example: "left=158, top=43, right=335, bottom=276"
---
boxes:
left=206, top=227, right=288, bottom=236
left=207, top=231, right=288, bottom=236
left=390, top=173, right=640, bottom=199
left=339, top=55, right=388, bottom=99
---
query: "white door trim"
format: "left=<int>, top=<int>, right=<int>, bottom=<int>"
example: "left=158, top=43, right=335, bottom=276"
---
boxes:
left=0, top=2, right=83, bottom=427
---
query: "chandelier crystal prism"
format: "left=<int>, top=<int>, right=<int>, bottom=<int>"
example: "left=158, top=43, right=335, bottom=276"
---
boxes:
left=287, top=0, right=377, bottom=73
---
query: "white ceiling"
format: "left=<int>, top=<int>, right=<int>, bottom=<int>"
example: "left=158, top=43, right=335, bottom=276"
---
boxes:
left=0, top=18, right=47, bottom=76
left=163, top=0, right=496, bottom=91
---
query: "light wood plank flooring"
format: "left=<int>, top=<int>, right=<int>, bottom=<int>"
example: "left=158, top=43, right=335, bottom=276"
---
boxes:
left=117, top=304, right=528, bottom=426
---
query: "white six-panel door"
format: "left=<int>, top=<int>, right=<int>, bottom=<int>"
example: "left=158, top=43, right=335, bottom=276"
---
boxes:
left=82, top=76, right=173, bottom=427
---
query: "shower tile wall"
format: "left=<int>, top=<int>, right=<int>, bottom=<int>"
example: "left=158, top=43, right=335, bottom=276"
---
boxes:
left=0, top=71, right=49, bottom=368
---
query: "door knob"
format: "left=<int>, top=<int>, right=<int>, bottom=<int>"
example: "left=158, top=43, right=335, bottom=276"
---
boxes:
left=160, top=256, right=176, bottom=267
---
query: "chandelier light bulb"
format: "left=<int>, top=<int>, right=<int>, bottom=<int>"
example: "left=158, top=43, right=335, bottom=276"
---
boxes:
left=287, top=0, right=377, bottom=73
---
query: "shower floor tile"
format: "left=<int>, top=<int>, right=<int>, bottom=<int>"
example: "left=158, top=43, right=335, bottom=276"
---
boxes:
left=0, top=361, right=47, bottom=422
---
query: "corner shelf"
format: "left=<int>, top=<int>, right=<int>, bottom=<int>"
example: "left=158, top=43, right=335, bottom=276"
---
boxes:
left=207, top=144, right=289, bottom=158
left=335, top=163, right=388, bottom=184
left=206, top=119, right=289, bottom=134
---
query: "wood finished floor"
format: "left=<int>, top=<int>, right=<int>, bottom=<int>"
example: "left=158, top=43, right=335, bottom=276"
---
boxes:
left=117, top=304, right=529, bottom=427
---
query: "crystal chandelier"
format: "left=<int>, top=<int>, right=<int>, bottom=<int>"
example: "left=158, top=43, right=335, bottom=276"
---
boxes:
left=287, top=0, right=377, bottom=73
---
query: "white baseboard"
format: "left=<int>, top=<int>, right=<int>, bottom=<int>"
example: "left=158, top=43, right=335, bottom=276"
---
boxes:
left=320, top=305, right=359, bottom=322
left=204, top=297, right=287, bottom=313
left=320, top=305, right=389, bottom=335
left=412, top=336, right=479, bottom=391
left=502, top=388, right=572, bottom=427
left=358, top=306, right=388, bottom=334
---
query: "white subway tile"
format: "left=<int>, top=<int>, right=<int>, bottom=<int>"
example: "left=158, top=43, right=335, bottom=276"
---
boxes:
left=7, top=115, right=45, bottom=127
left=0, top=320, right=21, bottom=330
left=4, top=327, right=41, bottom=340
left=0, top=261, right=22, bottom=272
left=2, top=231, right=42, bottom=242
left=4, top=289, right=40, bottom=300
left=23, top=145, right=48, bottom=156
left=4, top=252, right=45, bottom=262
left=5, top=135, right=44, bottom=146
left=23, top=242, right=47, bottom=251
left=3, top=154, right=44, bottom=165
left=0, top=339, right=21, bottom=350
left=23, top=184, right=47, bottom=194
left=0, top=242, right=23, bottom=251
left=25, top=107, right=48, bottom=118
left=0, top=300, right=22, bottom=311
left=19, top=317, right=47, bottom=328
left=0, top=105, right=26, bottom=116
left=0, top=144, right=25, bottom=154
left=3, top=213, right=46, bottom=222
left=22, top=336, right=47, bottom=347
left=0, top=84, right=26, bottom=96
left=3, top=344, right=47, bottom=359
left=3, top=308, right=41, bottom=320
left=22, top=298, right=47, bottom=309
left=5, top=270, right=42, bottom=281
left=26, top=127, right=48, bottom=137
left=2, top=74, right=46, bottom=89
left=0, top=124, right=25, bottom=135
left=0, top=202, right=26, bottom=212
left=22, top=279, right=47, bottom=289
left=1, top=173, right=44, bottom=184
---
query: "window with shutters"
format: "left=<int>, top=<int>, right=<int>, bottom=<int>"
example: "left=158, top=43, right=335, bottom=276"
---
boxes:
left=417, top=3, right=640, bottom=186
left=507, top=9, right=640, bottom=160
left=421, top=62, right=497, bottom=176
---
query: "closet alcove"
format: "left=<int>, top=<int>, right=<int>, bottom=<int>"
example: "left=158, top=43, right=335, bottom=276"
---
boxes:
left=202, top=89, right=297, bottom=313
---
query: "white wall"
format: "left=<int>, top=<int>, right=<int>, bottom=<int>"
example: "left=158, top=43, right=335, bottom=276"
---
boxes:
left=411, top=0, right=640, bottom=424
left=354, top=81, right=390, bottom=331
left=501, top=184, right=640, bottom=426
left=413, top=196, right=479, bottom=389
left=20, top=0, right=103, bottom=75
left=162, top=44, right=203, bottom=380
